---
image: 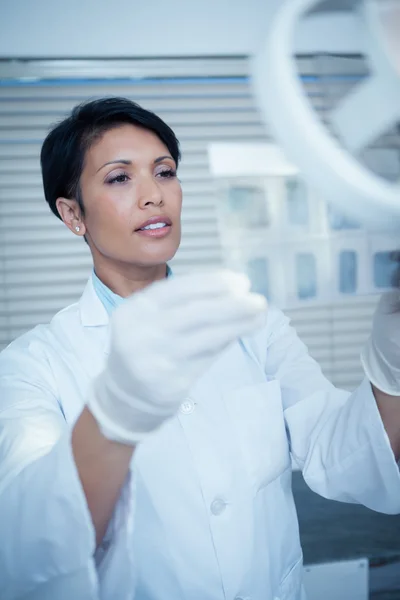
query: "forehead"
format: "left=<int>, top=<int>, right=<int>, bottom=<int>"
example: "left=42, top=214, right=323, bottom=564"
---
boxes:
left=84, top=123, right=169, bottom=167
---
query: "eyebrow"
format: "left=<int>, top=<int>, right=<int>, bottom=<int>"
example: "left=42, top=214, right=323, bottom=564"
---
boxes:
left=97, top=155, right=174, bottom=172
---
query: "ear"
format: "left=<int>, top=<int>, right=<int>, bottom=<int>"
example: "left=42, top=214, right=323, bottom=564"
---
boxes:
left=56, top=197, right=87, bottom=237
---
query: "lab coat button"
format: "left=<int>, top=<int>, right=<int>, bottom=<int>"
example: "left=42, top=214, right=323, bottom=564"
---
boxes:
left=210, top=498, right=227, bottom=516
left=180, top=398, right=195, bottom=415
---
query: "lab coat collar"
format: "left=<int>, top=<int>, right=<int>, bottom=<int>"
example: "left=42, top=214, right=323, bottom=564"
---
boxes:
left=79, top=265, right=173, bottom=327
left=79, top=278, right=110, bottom=327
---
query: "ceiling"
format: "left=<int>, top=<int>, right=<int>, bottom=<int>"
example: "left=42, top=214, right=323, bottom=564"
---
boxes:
left=0, top=0, right=365, bottom=59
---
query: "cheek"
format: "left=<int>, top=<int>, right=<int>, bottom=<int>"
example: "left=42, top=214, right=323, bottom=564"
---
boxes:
left=86, top=188, right=134, bottom=231
left=169, top=183, right=183, bottom=215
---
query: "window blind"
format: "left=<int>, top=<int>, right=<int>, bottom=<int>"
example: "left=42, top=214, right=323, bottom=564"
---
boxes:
left=0, top=56, right=398, bottom=390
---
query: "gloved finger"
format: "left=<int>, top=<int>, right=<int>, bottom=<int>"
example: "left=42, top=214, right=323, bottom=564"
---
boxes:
left=376, top=290, right=400, bottom=316
left=173, top=313, right=266, bottom=359
left=144, top=270, right=252, bottom=308
left=169, top=293, right=267, bottom=333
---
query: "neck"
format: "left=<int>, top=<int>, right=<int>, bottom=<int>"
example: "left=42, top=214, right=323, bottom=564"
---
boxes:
left=93, top=259, right=168, bottom=298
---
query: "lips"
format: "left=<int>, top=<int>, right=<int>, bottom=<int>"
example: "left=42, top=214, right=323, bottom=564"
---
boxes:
left=136, top=216, right=172, bottom=231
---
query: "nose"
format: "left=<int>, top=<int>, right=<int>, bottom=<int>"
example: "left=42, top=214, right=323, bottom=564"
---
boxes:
left=137, top=174, right=163, bottom=209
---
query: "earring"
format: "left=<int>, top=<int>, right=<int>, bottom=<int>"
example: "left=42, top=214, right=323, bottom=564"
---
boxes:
left=75, top=226, right=80, bottom=232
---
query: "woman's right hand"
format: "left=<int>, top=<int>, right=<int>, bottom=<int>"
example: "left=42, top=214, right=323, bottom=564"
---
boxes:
left=87, top=270, right=267, bottom=445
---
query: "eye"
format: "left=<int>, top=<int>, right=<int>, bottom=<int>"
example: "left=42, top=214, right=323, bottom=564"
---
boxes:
left=156, top=168, right=176, bottom=179
left=106, top=172, right=130, bottom=184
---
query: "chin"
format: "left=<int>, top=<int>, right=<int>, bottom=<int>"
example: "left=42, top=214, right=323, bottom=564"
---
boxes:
left=132, top=240, right=181, bottom=267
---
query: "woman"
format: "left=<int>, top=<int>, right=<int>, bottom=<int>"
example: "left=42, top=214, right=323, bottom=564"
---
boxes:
left=0, top=97, right=399, bottom=600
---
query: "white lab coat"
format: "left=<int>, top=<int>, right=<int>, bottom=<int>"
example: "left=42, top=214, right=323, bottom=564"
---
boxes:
left=0, top=278, right=399, bottom=600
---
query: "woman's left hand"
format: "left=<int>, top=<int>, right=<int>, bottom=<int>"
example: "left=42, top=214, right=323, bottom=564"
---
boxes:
left=361, top=290, right=400, bottom=396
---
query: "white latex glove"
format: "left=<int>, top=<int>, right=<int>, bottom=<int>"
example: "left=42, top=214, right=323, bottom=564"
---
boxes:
left=361, top=290, right=400, bottom=396
left=88, top=270, right=267, bottom=445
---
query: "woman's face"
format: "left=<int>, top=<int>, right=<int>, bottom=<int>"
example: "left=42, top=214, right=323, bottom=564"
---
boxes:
left=77, top=124, right=182, bottom=267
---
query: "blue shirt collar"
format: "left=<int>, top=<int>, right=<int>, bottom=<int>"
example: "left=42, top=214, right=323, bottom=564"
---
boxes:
left=92, top=266, right=172, bottom=316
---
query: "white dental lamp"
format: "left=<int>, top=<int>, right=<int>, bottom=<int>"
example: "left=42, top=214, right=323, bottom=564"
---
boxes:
left=251, top=0, right=400, bottom=229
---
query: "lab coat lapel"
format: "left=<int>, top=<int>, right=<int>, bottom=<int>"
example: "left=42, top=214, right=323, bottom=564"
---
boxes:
left=74, top=279, right=111, bottom=380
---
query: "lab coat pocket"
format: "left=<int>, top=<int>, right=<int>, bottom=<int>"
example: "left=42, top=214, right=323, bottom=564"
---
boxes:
left=225, top=379, right=290, bottom=492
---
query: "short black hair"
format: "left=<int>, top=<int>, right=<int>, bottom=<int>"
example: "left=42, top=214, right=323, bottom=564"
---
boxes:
left=40, top=97, right=181, bottom=220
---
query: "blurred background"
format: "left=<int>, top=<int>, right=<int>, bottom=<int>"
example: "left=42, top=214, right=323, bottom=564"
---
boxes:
left=0, top=1, right=399, bottom=598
